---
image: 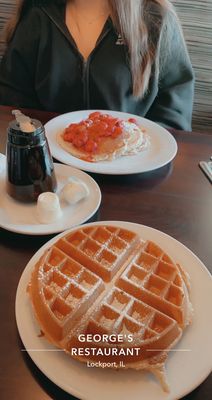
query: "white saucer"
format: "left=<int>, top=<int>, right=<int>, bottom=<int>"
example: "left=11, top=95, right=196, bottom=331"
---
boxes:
left=45, top=110, right=178, bottom=175
left=0, top=155, right=101, bottom=235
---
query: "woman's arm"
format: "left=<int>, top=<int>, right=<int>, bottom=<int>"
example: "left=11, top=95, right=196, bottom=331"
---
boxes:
left=146, top=12, right=194, bottom=131
left=0, top=8, right=41, bottom=109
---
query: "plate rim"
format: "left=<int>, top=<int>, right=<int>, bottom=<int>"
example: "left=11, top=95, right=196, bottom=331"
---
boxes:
left=15, top=221, right=212, bottom=400
left=45, top=110, right=178, bottom=175
left=0, top=162, right=101, bottom=235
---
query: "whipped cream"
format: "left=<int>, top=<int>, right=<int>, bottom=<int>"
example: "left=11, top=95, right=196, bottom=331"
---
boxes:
left=37, top=192, right=62, bottom=224
left=62, top=178, right=89, bottom=205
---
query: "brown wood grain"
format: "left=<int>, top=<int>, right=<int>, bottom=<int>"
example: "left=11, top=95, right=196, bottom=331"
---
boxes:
left=0, top=106, right=211, bottom=400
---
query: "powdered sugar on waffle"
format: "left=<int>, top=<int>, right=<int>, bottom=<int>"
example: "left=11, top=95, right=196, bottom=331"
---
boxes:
left=28, top=225, right=193, bottom=392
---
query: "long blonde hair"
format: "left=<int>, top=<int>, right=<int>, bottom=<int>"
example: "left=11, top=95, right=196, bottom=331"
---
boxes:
left=5, top=0, right=176, bottom=97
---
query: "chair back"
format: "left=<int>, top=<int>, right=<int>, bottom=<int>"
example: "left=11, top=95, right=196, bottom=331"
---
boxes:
left=0, top=0, right=16, bottom=60
left=173, top=0, right=212, bottom=132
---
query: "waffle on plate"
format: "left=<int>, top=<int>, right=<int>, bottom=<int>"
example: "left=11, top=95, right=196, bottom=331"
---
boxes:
left=28, top=224, right=193, bottom=391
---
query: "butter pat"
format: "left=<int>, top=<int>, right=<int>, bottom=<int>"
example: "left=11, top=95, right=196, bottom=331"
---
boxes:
left=62, top=178, right=89, bottom=205
left=37, top=192, right=62, bottom=224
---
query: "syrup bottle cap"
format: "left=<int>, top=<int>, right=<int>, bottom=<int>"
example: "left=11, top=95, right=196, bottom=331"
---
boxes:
left=12, top=110, right=35, bottom=133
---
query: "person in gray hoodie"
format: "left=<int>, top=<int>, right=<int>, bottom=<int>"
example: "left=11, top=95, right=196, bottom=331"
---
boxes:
left=0, top=0, right=194, bottom=130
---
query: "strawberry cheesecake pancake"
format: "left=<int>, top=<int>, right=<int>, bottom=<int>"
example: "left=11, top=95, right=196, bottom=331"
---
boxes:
left=57, top=112, right=150, bottom=162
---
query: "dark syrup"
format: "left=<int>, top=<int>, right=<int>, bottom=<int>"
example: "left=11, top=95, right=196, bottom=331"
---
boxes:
left=6, top=119, right=57, bottom=202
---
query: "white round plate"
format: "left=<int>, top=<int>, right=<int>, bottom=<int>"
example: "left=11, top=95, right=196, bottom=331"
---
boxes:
left=45, top=110, right=177, bottom=175
left=15, top=221, right=212, bottom=400
left=0, top=156, right=101, bottom=235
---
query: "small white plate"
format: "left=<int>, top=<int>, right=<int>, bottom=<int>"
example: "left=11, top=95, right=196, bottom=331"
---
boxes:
left=0, top=156, right=101, bottom=235
left=15, top=221, right=212, bottom=400
left=45, top=110, right=178, bottom=175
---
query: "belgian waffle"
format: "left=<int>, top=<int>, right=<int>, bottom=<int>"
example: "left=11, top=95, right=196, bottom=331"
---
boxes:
left=29, top=224, right=193, bottom=391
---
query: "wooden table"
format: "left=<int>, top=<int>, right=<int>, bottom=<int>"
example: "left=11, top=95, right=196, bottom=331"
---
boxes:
left=0, top=106, right=211, bottom=400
